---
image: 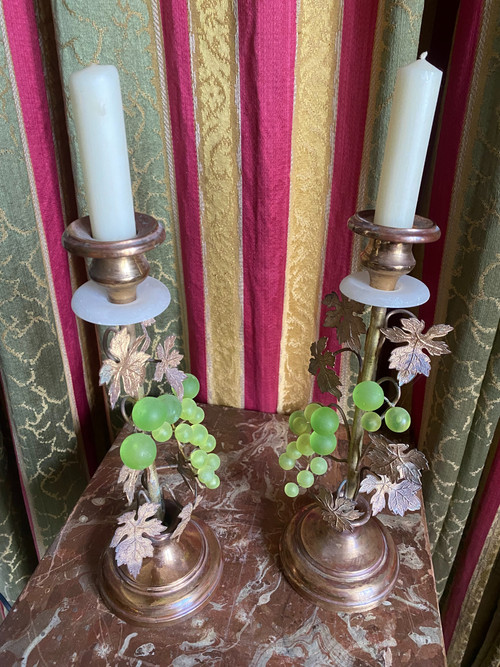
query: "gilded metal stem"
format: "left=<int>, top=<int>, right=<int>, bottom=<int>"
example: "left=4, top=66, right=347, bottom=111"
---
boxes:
left=346, top=306, right=386, bottom=499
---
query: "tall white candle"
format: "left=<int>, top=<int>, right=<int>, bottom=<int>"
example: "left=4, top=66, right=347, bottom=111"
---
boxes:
left=69, top=64, right=136, bottom=241
left=374, top=53, right=442, bottom=228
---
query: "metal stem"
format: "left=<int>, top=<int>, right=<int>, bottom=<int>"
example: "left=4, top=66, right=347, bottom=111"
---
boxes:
left=146, top=463, right=162, bottom=507
left=346, top=306, right=386, bottom=499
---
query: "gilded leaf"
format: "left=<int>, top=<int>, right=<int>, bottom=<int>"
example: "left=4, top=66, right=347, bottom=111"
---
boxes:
left=359, top=474, right=421, bottom=517
left=322, top=292, right=366, bottom=352
left=315, top=487, right=363, bottom=532
left=308, top=337, right=342, bottom=399
left=380, top=318, right=453, bottom=385
left=99, top=327, right=150, bottom=408
left=118, top=466, right=141, bottom=505
left=111, top=502, right=167, bottom=579
left=153, top=336, right=186, bottom=398
left=170, top=496, right=201, bottom=542
left=365, top=434, right=428, bottom=484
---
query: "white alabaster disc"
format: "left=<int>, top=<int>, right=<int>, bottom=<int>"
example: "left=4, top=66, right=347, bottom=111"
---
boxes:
left=71, top=277, right=171, bottom=325
left=339, top=271, right=429, bottom=308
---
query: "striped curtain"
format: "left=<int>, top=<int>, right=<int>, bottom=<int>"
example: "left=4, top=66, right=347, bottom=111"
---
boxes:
left=0, top=1, right=499, bottom=663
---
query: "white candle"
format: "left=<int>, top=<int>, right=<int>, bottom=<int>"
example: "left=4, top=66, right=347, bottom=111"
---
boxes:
left=69, top=64, right=136, bottom=241
left=374, top=53, right=442, bottom=228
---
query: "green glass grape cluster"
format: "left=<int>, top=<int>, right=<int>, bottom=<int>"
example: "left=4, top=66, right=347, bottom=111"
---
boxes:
left=353, top=380, right=411, bottom=434
left=279, top=403, right=340, bottom=497
left=119, top=374, right=221, bottom=490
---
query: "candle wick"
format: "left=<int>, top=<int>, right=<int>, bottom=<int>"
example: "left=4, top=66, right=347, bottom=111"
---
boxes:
left=419, top=51, right=428, bottom=61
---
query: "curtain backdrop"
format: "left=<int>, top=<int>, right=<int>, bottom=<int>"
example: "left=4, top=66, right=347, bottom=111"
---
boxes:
left=0, top=1, right=498, bottom=663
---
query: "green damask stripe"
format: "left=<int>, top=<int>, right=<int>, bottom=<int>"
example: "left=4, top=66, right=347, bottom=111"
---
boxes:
left=50, top=0, right=185, bottom=348
left=0, top=430, right=37, bottom=604
left=0, top=18, right=88, bottom=554
left=421, top=0, right=500, bottom=596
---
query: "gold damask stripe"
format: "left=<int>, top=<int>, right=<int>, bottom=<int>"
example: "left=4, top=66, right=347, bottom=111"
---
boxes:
left=187, top=0, right=244, bottom=406
left=0, top=3, right=88, bottom=546
left=147, top=0, right=189, bottom=367
left=447, top=505, right=500, bottom=665
left=277, top=0, right=343, bottom=414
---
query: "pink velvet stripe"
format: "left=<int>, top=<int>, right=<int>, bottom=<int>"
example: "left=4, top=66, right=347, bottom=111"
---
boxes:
left=442, top=437, right=500, bottom=647
left=161, top=0, right=207, bottom=402
left=313, top=0, right=379, bottom=405
left=412, top=0, right=483, bottom=432
left=238, top=1, right=296, bottom=412
left=3, top=0, right=96, bottom=474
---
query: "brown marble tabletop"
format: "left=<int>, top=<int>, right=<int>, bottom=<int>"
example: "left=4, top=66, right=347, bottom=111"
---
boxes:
left=0, top=404, right=446, bottom=666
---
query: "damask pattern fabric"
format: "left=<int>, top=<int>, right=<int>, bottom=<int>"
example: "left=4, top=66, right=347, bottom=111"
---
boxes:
left=0, top=1, right=498, bottom=664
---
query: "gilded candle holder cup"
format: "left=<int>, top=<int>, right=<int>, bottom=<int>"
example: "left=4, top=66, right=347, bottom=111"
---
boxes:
left=62, top=213, right=165, bottom=304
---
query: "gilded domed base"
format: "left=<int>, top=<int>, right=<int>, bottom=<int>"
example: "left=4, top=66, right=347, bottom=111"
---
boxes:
left=280, top=498, right=399, bottom=613
left=98, top=515, right=222, bottom=626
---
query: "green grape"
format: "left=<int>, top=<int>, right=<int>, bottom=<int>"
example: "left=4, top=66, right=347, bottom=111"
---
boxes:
left=297, top=470, right=314, bottom=489
left=361, top=411, right=382, bottom=433
left=190, top=406, right=205, bottom=424
left=289, top=410, right=310, bottom=436
left=190, top=424, right=209, bottom=447
left=385, top=406, right=411, bottom=433
left=190, top=449, right=207, bottom=469
left=181, top=373, right=200, bottom=399
left=310, top=456, right=328, bottom=475
left=352, top=381, right=385, bottom=411
left=120, top=433, right=157, bottom=470
left=205, top=453, right=221, bottom=470
left=180, top=397, right=198, bottom=421
left=157, top=393, right=182, bottom=424
left=198, top=467, right=215, bottom=486
left=279, top=453, right=295, bottom=470
left=200, top=434, right=216, bottom=452
left=310, top=431, right=337, bottom=455
left=304, top=402, right=321, bottom=422
left=285, top=482, right=299, bottom=498
left=132, top=397, right=168, bottom=432
left=288, top=410, right=303, bottom=429
left=175, top=423, right=192, bottom=443
left=286, top=441, right=301, bottom=460
left=296, top=433, right=314, bottom=456
left=205, top=474, right=220, bottom=490
left=152, top=421, right=173, bottom=443
left=310, top=406, right=339, bottom=435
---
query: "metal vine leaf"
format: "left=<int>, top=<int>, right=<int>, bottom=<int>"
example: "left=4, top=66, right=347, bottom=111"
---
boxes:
left=111, top=502, right=167, bottom=579
left=359, top=474, right=421, bottom=517
left=99, top=327, right=150, bottom=408
left=380, top=318, right=453, bottom=385
left=315, top=487, right=363, bottom=532
left=309, top=337, right=342, bottom=399
left=153, top=335, right=186, bottom=398
left=170, top=496, right=202, bottom=542
left=118, top=466, right=141, bottom=505
left=322, top=292, right=366, bottom=352
left=365, top=434, right=428, bottom=485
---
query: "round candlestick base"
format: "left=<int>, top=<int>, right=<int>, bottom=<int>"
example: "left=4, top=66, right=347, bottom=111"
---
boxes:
left=98, top=516, right=223, bottom=627
left=280, top=497, right=399, bottom=612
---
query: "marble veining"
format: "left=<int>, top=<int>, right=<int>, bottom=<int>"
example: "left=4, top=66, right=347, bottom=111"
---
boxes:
left=0, top=405, right=446, bottom=666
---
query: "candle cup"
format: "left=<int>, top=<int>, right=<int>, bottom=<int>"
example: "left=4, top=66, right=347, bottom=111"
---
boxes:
left=348, top=210, right=440, bottom=291
left=62, top=213, right=165, bottom=304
